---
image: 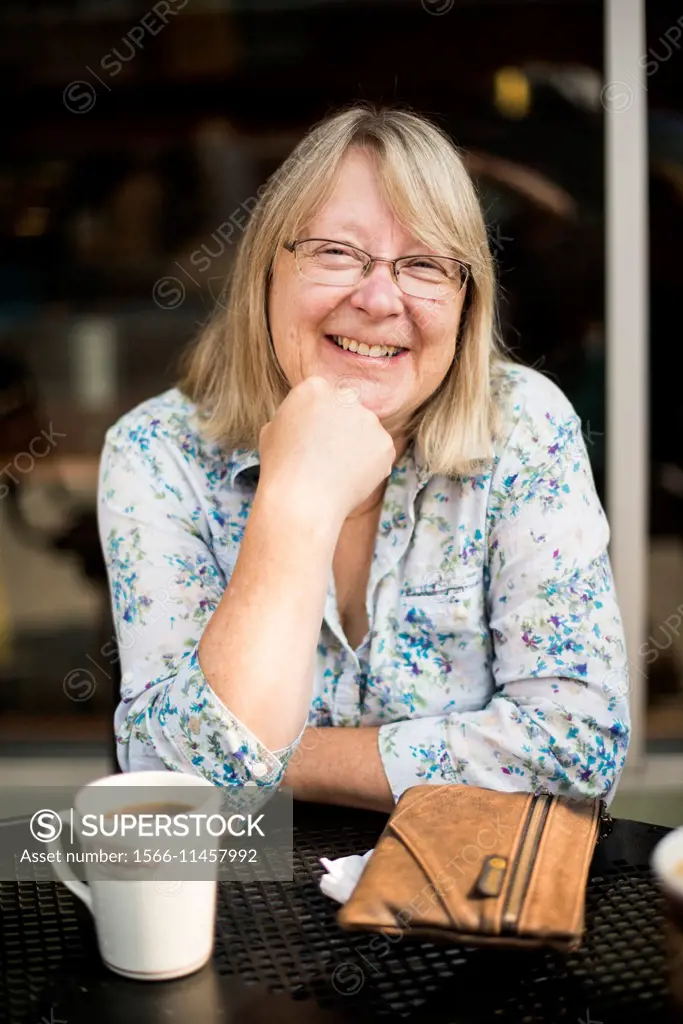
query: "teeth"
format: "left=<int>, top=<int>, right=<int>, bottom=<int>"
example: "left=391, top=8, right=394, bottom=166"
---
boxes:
left=331, top=336, right=403, bottom=358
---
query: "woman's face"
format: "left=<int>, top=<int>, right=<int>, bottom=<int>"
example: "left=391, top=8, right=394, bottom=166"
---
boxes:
left=268, top=148, right=467, bottom=439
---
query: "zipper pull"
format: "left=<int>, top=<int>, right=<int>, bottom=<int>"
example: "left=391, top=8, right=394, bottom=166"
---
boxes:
left=474, top=855, right=508, bottom=898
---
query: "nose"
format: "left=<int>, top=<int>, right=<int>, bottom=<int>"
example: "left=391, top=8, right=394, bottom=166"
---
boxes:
left=348, top=260, right=404, bottom=319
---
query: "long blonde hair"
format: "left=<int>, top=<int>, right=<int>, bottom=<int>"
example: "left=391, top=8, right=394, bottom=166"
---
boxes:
left=179, top=103, right=518, bottom=475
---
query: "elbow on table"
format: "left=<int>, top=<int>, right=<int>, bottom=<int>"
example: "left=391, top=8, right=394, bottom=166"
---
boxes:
left=113, top=663, right=294, bottom=788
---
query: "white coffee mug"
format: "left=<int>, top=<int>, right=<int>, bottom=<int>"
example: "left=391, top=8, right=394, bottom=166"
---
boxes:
left=49, top=770, right=223, bottom=981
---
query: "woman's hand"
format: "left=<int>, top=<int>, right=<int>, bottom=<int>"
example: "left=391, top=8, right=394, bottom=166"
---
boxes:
left=257, top=376, right=396, bottom=524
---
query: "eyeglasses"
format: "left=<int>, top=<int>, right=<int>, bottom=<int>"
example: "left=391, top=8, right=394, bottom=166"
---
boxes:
left=283, top=238, right=469, bottom=300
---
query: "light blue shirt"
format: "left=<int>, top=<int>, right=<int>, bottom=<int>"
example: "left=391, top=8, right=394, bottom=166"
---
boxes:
left=98, top=363, right=630, bottom=806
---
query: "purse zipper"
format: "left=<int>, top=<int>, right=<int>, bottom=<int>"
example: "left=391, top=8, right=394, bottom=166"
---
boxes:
left=501, top=792, right=552, bottom=933
left=501, top=793, right=610, bottom=934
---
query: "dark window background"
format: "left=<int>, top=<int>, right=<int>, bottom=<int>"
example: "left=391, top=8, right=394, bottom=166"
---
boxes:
left=0, top=0, right=680, bottom=758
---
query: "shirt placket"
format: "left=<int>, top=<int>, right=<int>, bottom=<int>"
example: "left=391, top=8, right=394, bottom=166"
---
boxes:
left=323, top=577, right=362, bottom=725
left=325, top=445, right=432, bottom=727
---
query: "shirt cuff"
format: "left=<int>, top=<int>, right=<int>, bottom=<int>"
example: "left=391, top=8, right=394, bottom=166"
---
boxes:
left=119, top=646, right=302, bottom=787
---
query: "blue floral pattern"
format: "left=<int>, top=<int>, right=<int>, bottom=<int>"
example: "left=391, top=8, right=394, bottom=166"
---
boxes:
left=98, top=364, right=630, bottom=804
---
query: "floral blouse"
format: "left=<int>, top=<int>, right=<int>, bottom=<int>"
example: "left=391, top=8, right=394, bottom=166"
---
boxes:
left=97, top=363, right=630, bottom=807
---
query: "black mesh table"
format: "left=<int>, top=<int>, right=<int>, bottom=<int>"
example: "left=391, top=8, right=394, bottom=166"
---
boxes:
left=1, top=803, right=681, bottom=1024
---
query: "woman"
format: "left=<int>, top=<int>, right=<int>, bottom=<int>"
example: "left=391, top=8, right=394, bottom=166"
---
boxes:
left=98, top=105, right=630, bottom=813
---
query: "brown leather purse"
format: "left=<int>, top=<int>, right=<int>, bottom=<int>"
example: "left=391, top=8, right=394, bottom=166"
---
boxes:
left=337, top=784, right=613, bottom=953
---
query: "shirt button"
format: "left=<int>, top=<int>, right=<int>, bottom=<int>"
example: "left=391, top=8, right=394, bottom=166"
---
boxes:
left=225, top=728, right=241, bottom=751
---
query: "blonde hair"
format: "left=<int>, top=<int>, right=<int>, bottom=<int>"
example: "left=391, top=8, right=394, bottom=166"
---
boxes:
left=179, top=103, right=518, bottom=475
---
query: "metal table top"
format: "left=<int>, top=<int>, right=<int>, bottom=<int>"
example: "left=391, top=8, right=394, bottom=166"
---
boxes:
left=0, top=802, right=680, bottom=1024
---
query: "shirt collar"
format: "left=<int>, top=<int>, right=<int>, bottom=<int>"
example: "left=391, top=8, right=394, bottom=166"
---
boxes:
left=383, top=438, right=434, bottom=513
left=410, top=437, right=433, bottom=492
left=227, top=447, right=260, bottom=487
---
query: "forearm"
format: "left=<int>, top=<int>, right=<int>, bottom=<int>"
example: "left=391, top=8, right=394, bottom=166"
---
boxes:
left=198, top=484, right=341, bottom=751
left=282, top=726, right=395, bottom=813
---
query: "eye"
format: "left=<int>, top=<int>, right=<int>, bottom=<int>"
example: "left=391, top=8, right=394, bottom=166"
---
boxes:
left=401, top=257, right=449, bottom=280
left=313, top=243, right=364, bottom=267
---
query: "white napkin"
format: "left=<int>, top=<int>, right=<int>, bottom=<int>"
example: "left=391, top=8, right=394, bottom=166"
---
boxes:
left=319, top=849, right=374, bottom=904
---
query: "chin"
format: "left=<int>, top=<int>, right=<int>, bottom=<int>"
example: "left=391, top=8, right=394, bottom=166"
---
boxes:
left=360, top=395, right=409, bottom=429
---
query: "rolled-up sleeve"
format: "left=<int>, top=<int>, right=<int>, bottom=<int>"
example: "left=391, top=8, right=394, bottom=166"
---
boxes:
left=378, top=382, right=631, bottom=806
left=98, top=414, right=300, bottom=786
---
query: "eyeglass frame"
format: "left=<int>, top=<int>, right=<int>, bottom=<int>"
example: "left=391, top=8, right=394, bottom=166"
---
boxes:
left=283, top=238, right=470, bottom=298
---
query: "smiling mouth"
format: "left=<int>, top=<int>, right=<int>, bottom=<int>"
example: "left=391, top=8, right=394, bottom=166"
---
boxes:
left=325, top=335, right=407, bottom=359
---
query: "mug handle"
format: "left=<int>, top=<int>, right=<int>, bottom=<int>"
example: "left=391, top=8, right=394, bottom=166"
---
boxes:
left=48, top=809, right=93, bottom=912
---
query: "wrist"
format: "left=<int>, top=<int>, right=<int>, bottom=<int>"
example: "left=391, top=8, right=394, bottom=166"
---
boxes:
left=253, top=478, right=345, bottom=543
